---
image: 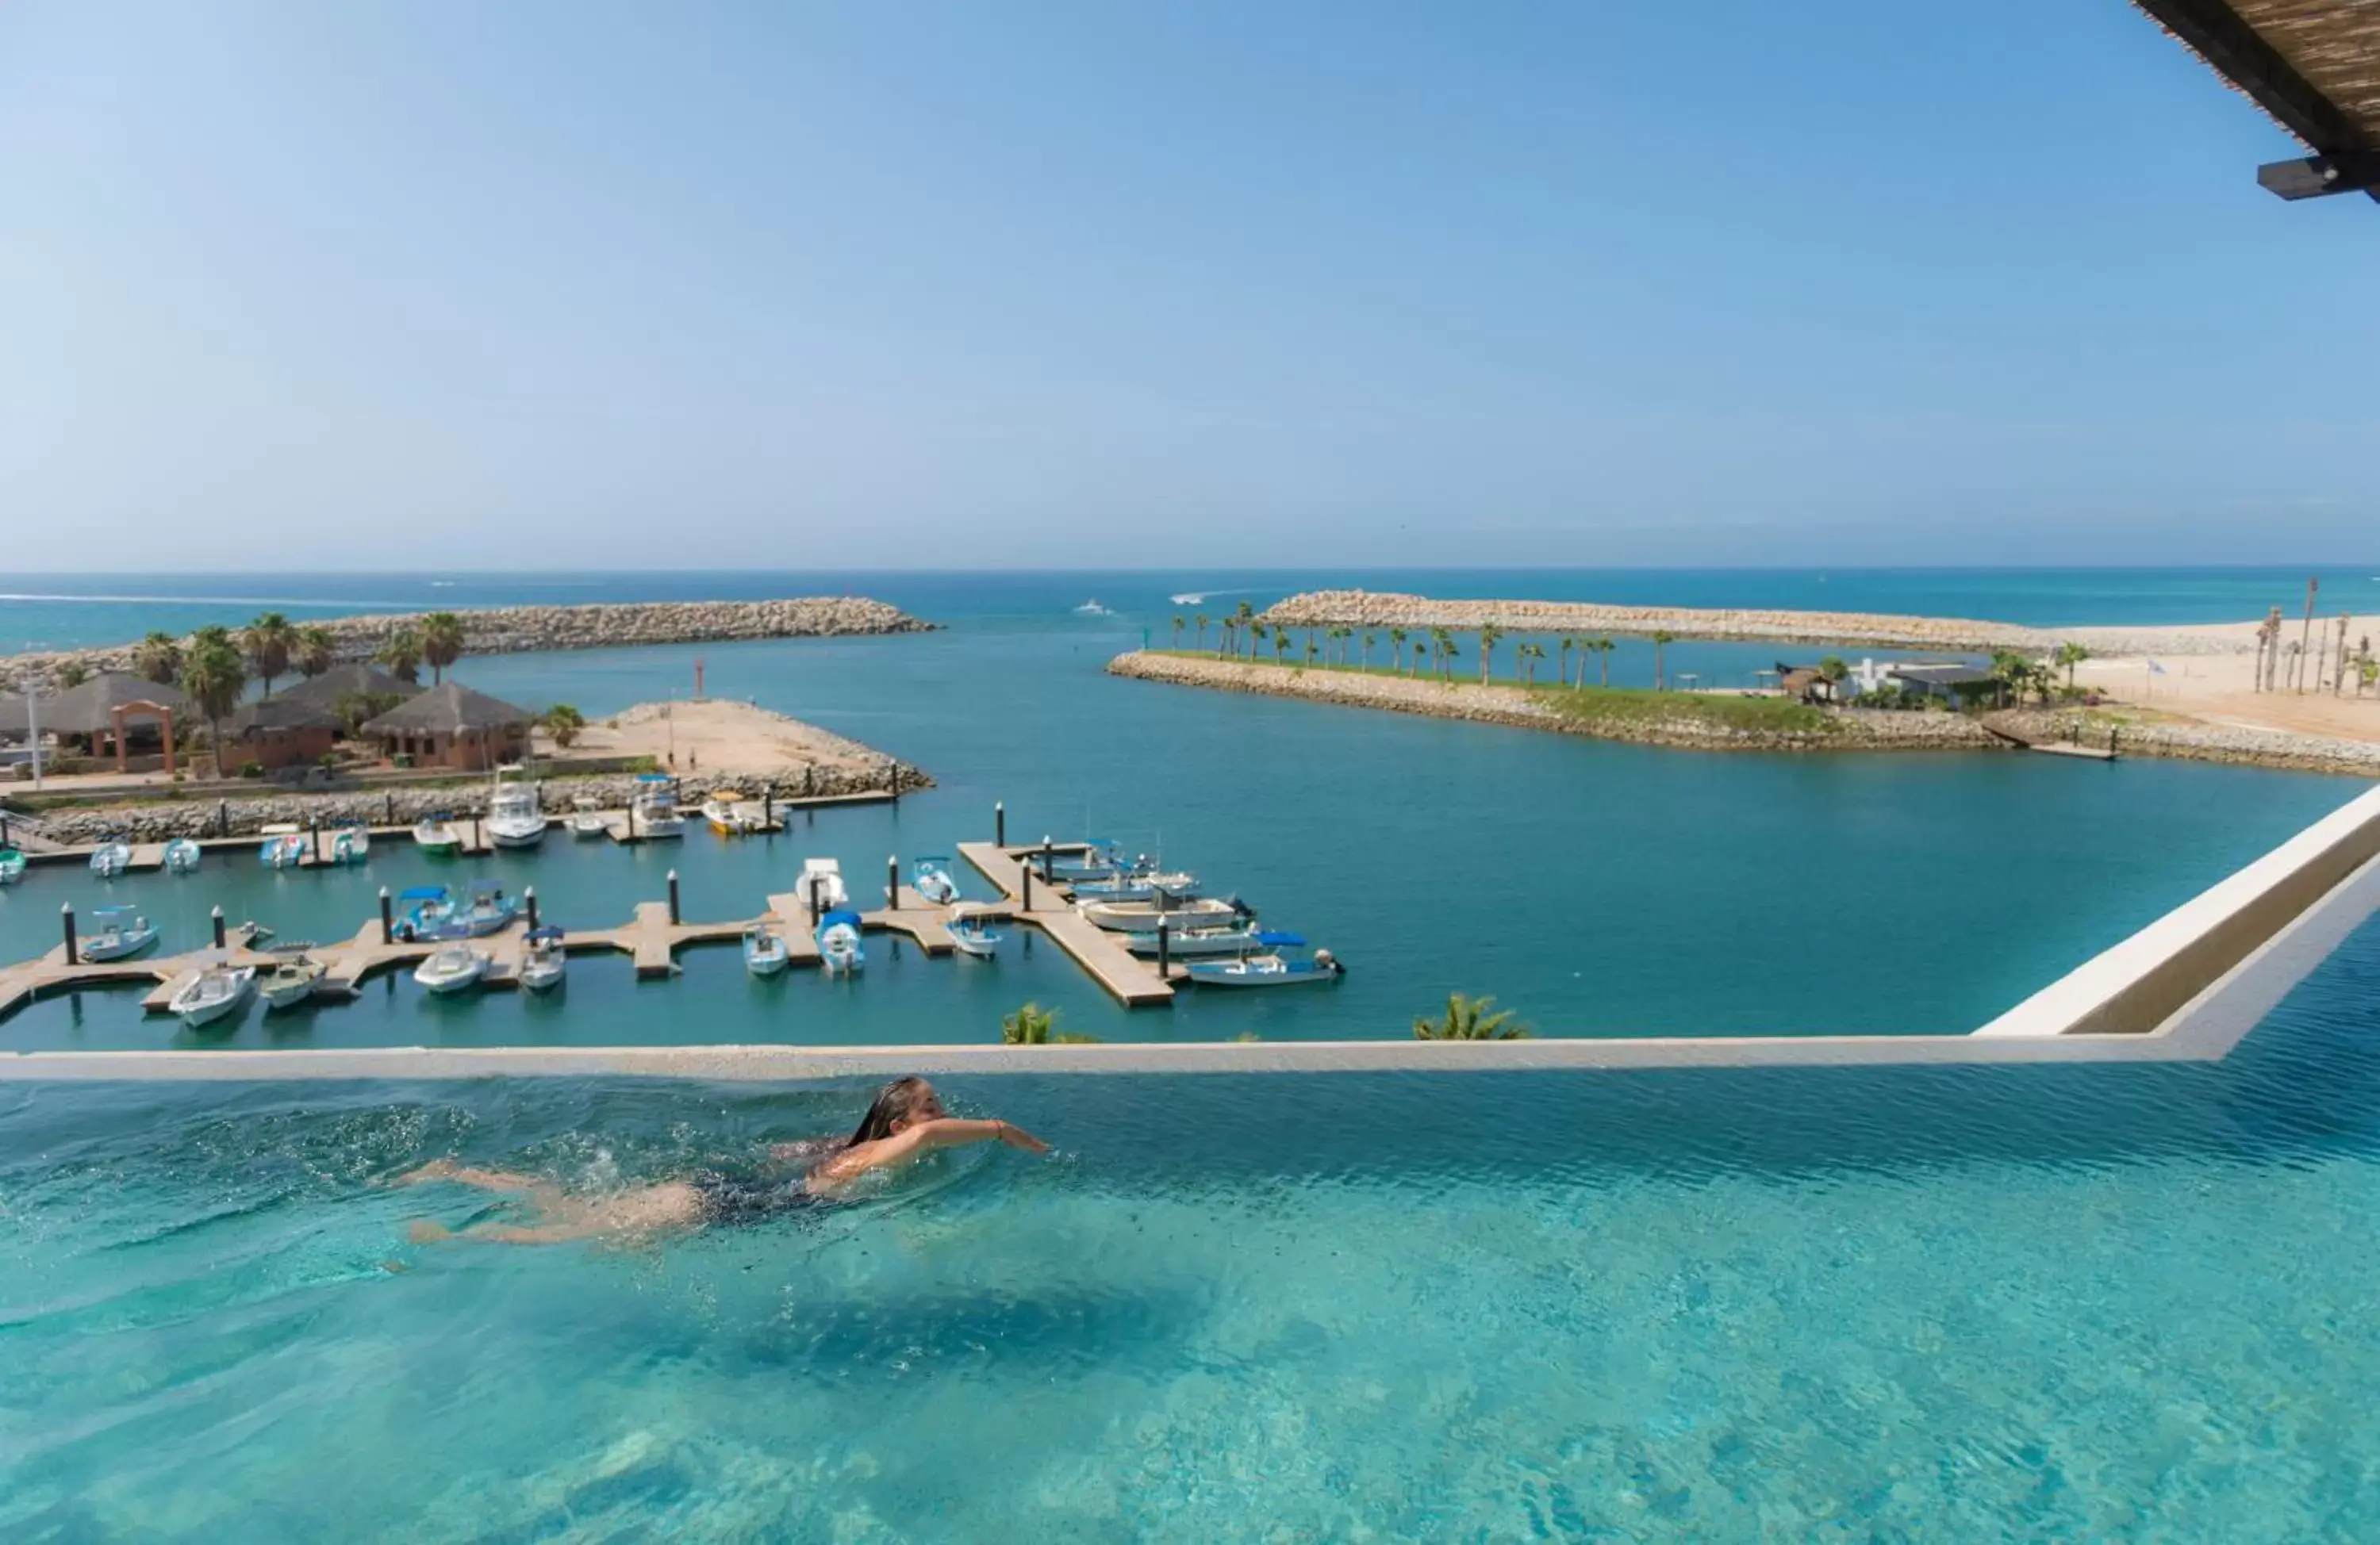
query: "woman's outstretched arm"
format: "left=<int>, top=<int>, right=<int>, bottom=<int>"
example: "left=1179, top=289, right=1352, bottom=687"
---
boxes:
left=808, top=1118, right=1048, bottom=1190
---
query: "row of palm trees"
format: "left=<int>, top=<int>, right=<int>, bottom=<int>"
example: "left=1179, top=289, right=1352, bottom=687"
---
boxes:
left=1173, top=611, right=1689, bottom=690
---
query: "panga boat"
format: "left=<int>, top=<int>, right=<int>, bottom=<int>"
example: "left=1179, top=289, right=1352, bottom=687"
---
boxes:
left=258, top=824, right=306, bottom=868
left=743, top=922, right=791, bottom=976
left=163, top=838, right=202, bottom=874
left=1183, top=949, right=1345, bottom=988
left=487, top=766, right=547, bottom=849
left=398, top=885, right=453, bottom=940
left=1077, top=895, right=1249, bottom=934
left=0, top=847, right=25, bottom=885
left=569, top=795, right=608, bottom=839
left=330, top=825, right=370, bottom=865
left=704, top=789, right=764, bottom=835
left=631, top=773, right=685, bottom=839
left=83, top=906, right=159, bottom=961
left=912, top=856, right=959, bottom=906
left=413, top=814, right=462, bottom=857
left=817, top=908, right=865, bottom=974
left=170, top=964, right=256, bottom=1028
left=260, top=954, right=328, bottom=1010
left=1069, top=870, right=1200, bottom=902
left=413, top=943, right=488, bottom=995
left=799, top=857, right=850, bottom=914
left=1119, top=925, right=1294, bottom=959
left=950, top=911, right=1004, bottom=960
left=447, top=880, right=519, bottom=937
left=519, top=927, right=566, bottom=991
left=90, top=838, right=132, bottom=878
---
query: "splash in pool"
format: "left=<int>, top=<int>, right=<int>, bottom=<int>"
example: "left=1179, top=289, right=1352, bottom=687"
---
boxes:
left=398, top=1077, right=1049, bottom=1244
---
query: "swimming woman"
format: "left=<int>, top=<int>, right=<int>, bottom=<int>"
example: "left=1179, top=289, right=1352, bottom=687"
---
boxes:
left=400, top=1077, right=1048, bottom=1244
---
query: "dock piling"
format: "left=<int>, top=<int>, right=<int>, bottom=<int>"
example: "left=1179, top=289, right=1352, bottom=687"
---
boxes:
left=216, top=799, right=228, bottom=837
left=888, top=854, right=900, bottom=908
left=1042, top=837, right=1054, bottom=882
left=1022, top=867, right=1034, bottom=911
left=526, top=886, right=539, bottom=930
left=995, top=802, right=1005, bottom=847
left=211, top=907, right=226, bottom=950
left=61, top=903, right=77, bottom=967
left=379, top=887, right=393, bottom=945
left=808, top=876, right=822, bottom=926
left=1157, top=920, right=1170, bottom=976
left=385, top=792, right=394, bottom=825
left=763, top=784, right=774, bottom=829
left=667, top=870, right=681, bottom=926
left=310, top=820, right=322, bottom=864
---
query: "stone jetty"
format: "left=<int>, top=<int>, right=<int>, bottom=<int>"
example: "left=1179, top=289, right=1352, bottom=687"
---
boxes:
left=0, top=596, right=933, bottom=691
left=1258, top=589, right=2056, bottom=654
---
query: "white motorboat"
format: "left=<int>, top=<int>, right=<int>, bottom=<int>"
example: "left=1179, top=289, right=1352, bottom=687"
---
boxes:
left=950, top=911, right=1003, bottom=960
left=330, top=825, right=370, bottom=864
left=519, top=927, right=566, bottom=991
left=1069, top=870, right=1200, bottom=903
left=1183, top=950, right=1344, bottom=988
left=90, top=838, right=132, bottom=878
left=703, top=789, right=765, bottom=835
left=260, top=954, right=328, bottom=1010
left=0, top=847, right=25, bottom=885
left=163, top=838, right=202, bottom=874
left=631, top=773, right=685, bottom=839
left=82, top=906, right=159, bottom=961
left=413, top=814, right=462, bottom=856
left=1118, top=925, right=1288, bottom=958
left=487, top=766, right=547, bottom=848
left=171, top=964, right=256, bottom=1029
left=569, top=796, right=608, bottom=839
left=817, top=909, right=865, bottom=974
left=1077, top=895, right=1248, bottom=934
left=743, top=923, right=791, bottom=976
left=413, top=944, right=488, bottom=995
left=258, top=823, right=306, bottom=868
left=798, top=857, right=849, bottom=914
left=912, top=856, right=959, bottom=906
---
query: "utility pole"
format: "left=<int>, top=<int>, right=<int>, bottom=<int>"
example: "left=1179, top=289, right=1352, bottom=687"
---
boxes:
left=2297, top=577, right=2318, bottom=692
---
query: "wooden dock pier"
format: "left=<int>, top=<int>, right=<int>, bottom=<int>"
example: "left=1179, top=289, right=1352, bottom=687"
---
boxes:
left=958, top=842, right=1176, bottom=1006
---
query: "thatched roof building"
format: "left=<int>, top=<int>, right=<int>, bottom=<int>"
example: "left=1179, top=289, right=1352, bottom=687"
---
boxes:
left=2132, top=1, right=2380, bottom=199
left=0, top=672, right=187, bottom=739
left=359, top=681, right=535, bottom=772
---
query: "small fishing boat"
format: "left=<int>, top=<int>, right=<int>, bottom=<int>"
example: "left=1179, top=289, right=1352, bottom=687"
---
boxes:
left=413, top=813, right=462, bottom=857
left=519, top=927, right=566, bottom=991
left=163, top=837, right=202, bottom=874
left=447, top=879, right=519, bottom=937
left=329, top=825, right=370, bottom=865
left=486, top=766, right=547, bottom=849
left=1042, top=841, right=1130, bottom=883
left=817, top=907, right=866, bottom=974
left=798, top=857, right=850, bottom=914
left=170, top=963, right=256, bottom=1029
left=912, top=856, right=959, bottom=906
left=569, top=795, right=608, bottom=839
left=631, top=773, right=684, bottom=839
left=89, top=838, right=132, bottom=878
left=1077, top=895, right=1249, bottom=934
left=260, top=953, right=328, bottom=1010
left=950, top=911, right=1004, bottom=960
left=1069, top=869, right=1200, bottom=903
left=743, top=922, right=791, bottom=976
left=704, top=789, right=763, bottom=835
left=413, top=943, right=488, bottom=995
left=0, top=847, right=25, bottom=885
left=82, top=906, right=159, bottom=960
left=1119, top=925, right=1293, bottom=959
left=398, top=885, right=455, bottom=941
left=1183, top=949, right=1345, bottom=988
left=1073, top=600, right=1115, bottom=616
left=258, top=824, right=307, bottom=868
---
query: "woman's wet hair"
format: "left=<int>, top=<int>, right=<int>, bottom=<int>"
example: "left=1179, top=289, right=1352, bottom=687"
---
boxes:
left=846, top=1077, right=934, bottom=1147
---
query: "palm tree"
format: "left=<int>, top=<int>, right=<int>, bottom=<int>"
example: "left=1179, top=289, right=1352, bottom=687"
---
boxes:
left=1171, top=615, right=1184, bottom=650
left=1390, top=628, right=1409, bottom=674
left=1413, top=992, right=1530, bottom=1041
left=2055, top=641, right=2088, bottom=692
left=1650, top=631, right=1676, bottom=690
left=135, top=631, right=183, bottom=687
left=1439, top=636, right=1459, bottom=680
left=296, top=624, right=336, bottom=679
left=1302, top=631, right=1319, bottom=667
left=1518, top=642, right=1545, bottom=684
left=1478, top=623, right=1503, bottom=684
left=180, top=627, right=246, bottom=776
left=1233, top=601, right=1255, bottom=659
left=1195, top=612, right=1211, bottom=651
left=56, top=662, right=90, bottom=690
left=378, top=626, right=424, bottom=685
left=1250, top=622, right=1269, bottom=663
left=1595, top=637, right=1615, bottom=687
left=1816, top=655, right=1849, bottom=704
left=1428, top=628, right=1452, bottom=680
left=1557, top=635, right=1576, bottom=688
left=1273, top=629, right=1292, bottom=665
left=1987, top=649, right=2036, bottom=709
left=420, top=611, right=466, bottom=685
left=1002, top=999, right=1100, bottom=1045
left=541, top=703, right=586, bottom=748
left=243, top=611, right=295, bottom=699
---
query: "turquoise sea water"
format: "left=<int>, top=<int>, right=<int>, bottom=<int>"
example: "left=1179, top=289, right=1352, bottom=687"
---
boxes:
left=8, top=914, right=2380, bottom=1539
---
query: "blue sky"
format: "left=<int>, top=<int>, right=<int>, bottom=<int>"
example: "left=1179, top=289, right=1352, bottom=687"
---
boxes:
left=1, top=0, right=2373, bottom=570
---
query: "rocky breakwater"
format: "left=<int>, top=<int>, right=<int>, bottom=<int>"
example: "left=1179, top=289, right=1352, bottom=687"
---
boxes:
left=0, top=597, right=935, bottom=690
left=1108, top=651, right=1998, bottom=753
left=21, top=764, right=932, bottom=845
left=1994, top=709, right=2380, bottom=777
left=1258, top=589, right=2053, bottom=653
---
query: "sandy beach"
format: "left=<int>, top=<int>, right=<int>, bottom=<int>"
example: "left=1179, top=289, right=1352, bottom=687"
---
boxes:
left=555, top=699, right=897, bottom=781
left=2059, top=619, right=2380, bottom=742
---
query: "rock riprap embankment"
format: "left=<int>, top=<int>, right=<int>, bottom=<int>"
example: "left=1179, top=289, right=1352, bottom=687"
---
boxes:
left=1107, top=651, right=1996, bottom=753
left=1256, top=590, right=2253, bottom=657
left=0, top=597, right=933, bottom=690
left=1991, top=710, right=2380, bottom=777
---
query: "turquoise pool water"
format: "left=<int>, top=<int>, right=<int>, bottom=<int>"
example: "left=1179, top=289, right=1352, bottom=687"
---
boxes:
left=9, top=908, right=2380, bottom=1539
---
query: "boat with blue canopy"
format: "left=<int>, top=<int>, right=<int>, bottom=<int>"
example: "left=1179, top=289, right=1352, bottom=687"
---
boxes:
left=1119, top=926, right=1299, bottom=959
left=442, top=880, right=519, bottom=938
left=912, top=856, right=959, bottom=906
left=89, top=837, right=132, bottom=878
left=1183, top=948, right=1344, bottom=988
left=82, top=904, right=159, bottom=961
left=816, top=907, right=865, bottom=974
left=398, top=886, right=455, bottom=940
left=258, top=824, right=306, bottom=868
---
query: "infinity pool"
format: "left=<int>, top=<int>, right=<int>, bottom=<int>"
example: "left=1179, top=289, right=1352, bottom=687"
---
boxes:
left=8, top=899, right=2380, bottom=1540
